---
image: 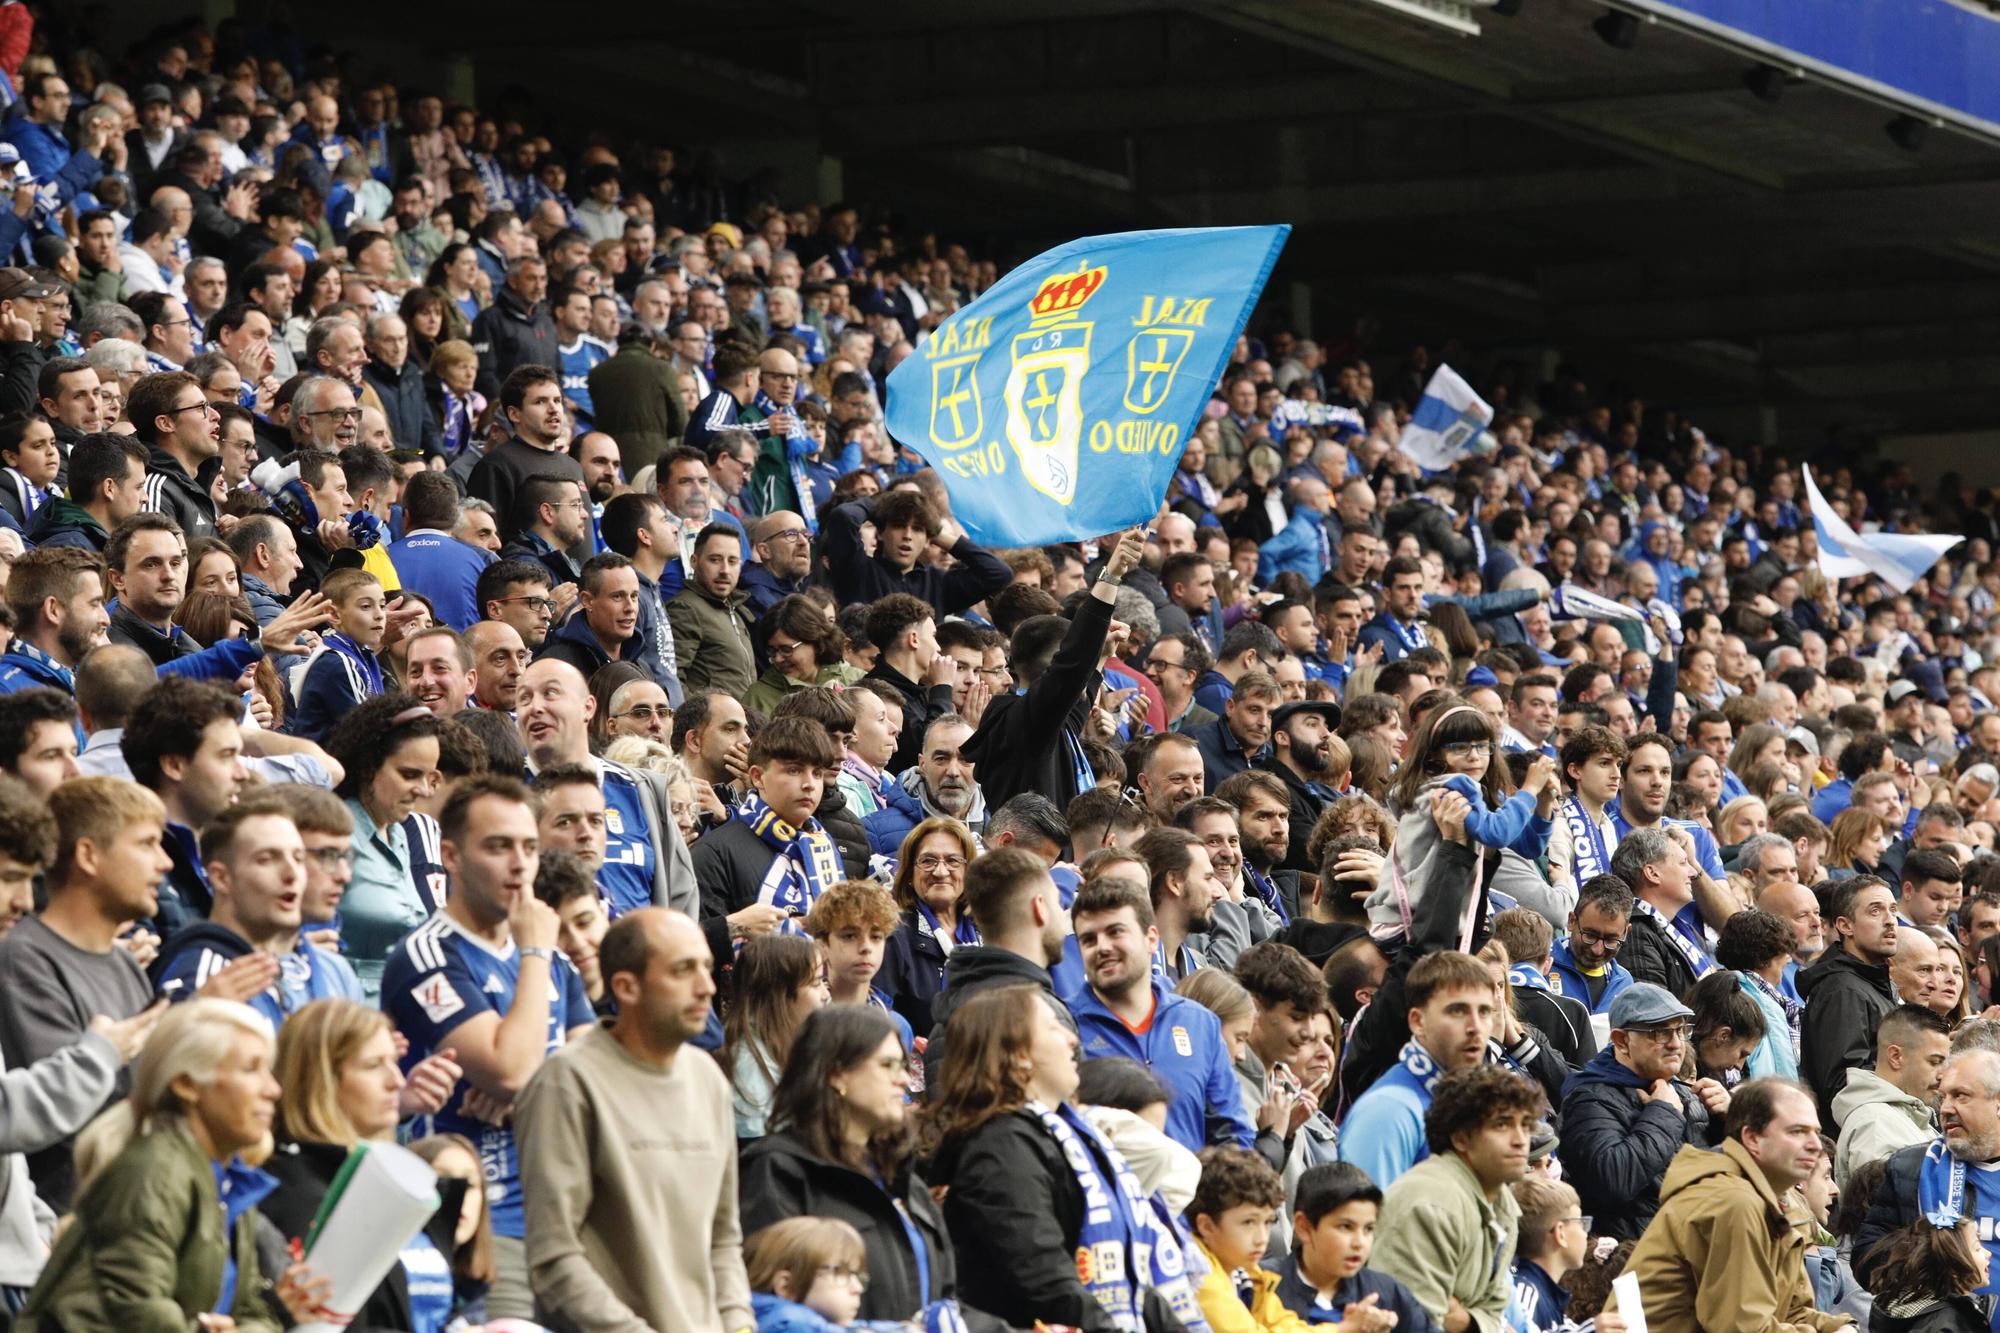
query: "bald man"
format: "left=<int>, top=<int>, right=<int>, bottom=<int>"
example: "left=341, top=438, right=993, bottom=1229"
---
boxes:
left=466, top=619, right=529, bottom=713
left=515, top=658, right=692, bottom=921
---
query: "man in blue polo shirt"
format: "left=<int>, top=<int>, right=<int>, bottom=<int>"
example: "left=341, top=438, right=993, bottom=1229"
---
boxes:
left=390, top=472, right=495, bottom=631
left=1064, top=877, right=1252, bottom=1154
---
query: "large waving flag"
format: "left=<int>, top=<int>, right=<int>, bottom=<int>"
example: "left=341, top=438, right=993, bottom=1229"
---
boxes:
left=1806, top=467, right=1962, bottom=594
left=1397, top=364, right=1492, bottom=471
left=885, top=225, right=1289, bottom=546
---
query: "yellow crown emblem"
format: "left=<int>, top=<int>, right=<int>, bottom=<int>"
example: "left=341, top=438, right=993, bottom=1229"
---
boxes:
left=1028, top=263, right=1107, bottom=323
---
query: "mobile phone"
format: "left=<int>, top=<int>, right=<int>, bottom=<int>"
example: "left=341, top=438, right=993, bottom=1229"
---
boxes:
left=1271, top=1061, right=1303, bottom=1100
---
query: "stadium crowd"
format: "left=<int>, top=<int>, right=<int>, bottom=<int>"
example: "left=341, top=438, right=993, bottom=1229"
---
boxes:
left=0, top=10, right=1993, bottom=1333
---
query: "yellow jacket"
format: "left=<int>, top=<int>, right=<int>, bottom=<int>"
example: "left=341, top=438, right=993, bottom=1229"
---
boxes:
left=1193, top=1240, right=1316, bottom=1333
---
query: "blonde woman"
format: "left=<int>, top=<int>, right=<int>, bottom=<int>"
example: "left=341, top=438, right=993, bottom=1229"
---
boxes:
left=22, top=1000, right=294, bottom=1333
left=1826, top=809, right=1892, bottom=878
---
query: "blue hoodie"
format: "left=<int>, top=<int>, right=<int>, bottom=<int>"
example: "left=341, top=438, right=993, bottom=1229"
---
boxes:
left=1548, top=937, right=1634, bottom=1016
left=1065, top=976, right=1254, bottom=1153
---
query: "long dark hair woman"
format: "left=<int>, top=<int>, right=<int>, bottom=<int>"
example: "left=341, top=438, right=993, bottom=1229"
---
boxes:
left=924, top=986, right=1205, bottom=1333
left=738, top=1005, right=976, bottom=1326
left=323, top=693, right=444, bottom=996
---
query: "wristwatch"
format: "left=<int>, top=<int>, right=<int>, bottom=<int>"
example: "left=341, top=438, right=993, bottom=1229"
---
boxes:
left=519, top=946, right=555, bottom=962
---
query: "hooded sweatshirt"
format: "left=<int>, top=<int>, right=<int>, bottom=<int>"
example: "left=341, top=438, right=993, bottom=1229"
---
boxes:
left=1832, top=1068, right=1935, bottom=1191
left=1611, top=1140, right=1848, bottom=1333
left=1797, top=946, right=1899, bottom=1132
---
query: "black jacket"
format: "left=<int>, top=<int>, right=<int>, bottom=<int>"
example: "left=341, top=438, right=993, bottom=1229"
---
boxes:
left=142, top=444, right=218, bottom=541
left=690, top=816, right=775, bottom=964
left=470, top=286, right=559, bottom=400
left=923, top=945, right=1076, bottom=1083
left=926, top=1110, right=1128, bottom=1333
left=737, top=1131, right=983, bottom=1327
left=961, top=592, right=1113, bottom=815
left=820, top=495, right=1012, bottom=618
left=260, top=1138, right=467, bottom=1333
left=1272, top=917, right=1361, bottom=968
left=1257, top=753, right=1332, bottom=875
left=464, top=437, right=584, bottom=540
left=877, top=911, right=946, bottom=1036
left=1618, top=905, right=1703, bottom=1000
left=1514, top=981, right=1596, bottom=1070
left=1799, top=945, right=1899, bottom=1132
left=814, top=782, right=871, bottom=880
left=1557, top=1050, right=1718, bottom=1240
left=107, top=602, right=201, bottom=668
left=363, top=355, right=444, bottom=456
left=864, top=658, right=954, bottom=777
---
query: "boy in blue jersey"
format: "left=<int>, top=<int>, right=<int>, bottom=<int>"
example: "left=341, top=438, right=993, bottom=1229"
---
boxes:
left=1338, top=950, right=1499, bottom=1189
left=382, top=773, right=595, bottom=1320
left=153, top=796, right=362, bottom=1022
left=1064, top=877, right=1254, bottom=1154
left=289, top=567, right=389, bottom=742
left=1510, top=1175, right=1590, bottom=1333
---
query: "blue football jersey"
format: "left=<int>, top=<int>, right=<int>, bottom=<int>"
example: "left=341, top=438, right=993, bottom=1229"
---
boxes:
left=382, top=913, right=594, bottom=1238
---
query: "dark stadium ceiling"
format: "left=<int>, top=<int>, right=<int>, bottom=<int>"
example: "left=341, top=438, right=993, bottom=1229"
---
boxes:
left=351, top=0, right=2000, bottom=450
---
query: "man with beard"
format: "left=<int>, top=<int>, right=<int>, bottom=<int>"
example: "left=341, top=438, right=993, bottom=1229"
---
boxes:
left=1258, top=698, right=1342, bottom=875
left=498, top=473, right=586, bottom=591
left=1176, top=795, right=1261, bottom=970
left=1857, top=1048, right=2000, bottom=1298
left=743, top=345, right=820, bottom=521
left=1219, top=769, right=1303, bottom=928
left=1189, top=670, right=1278, bottom=788
left=1066, top=876, right=1254, bottom=1152
left=1800, top=876, right=1901, bottom=1132
left=864, top=714, right=985, bottom=855
left=1612, top=734, right=1735, bottom=931
left=1136, top=826, right=1226, bottom=985
left=0, top=547, right=110, bottom=697
left=923, top=846, right=1076, bottom=1081
left=572, top=432, right=623, bottom=518
left=466, top=367, right=587, bottom=563
left=738, top=511, right=811, bottom=620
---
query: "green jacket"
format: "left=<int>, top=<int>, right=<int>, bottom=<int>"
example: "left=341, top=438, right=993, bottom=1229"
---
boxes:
left=665, top=583, right=756, bottom=699
left=19, top=1121, right=281, bottom=1333
left=587, top=342, right=688, bottom=478
left=1370, top=1151, right=1520, bottom=1333
left=742, top=661, right=864, bottom=716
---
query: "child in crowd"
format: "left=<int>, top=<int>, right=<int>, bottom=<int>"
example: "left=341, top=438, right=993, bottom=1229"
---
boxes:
left=1868, top=1216, right=1992, bottom=1333
left=289, top=568, right=389, bottom=741
left=719, top=933, right=829, bottom=1140
left=743, top=1216, right=873, bottom=1333
left=1188, top=1146, right=1313, bottom=1332
left=1267, top=1162, right=1433, bottom=1331
left=1561, top=1237, right=1634, bottom=1333
left=804, top=879, right=911, bottom=1045
left=409, top=1134, right=496, bottom=1333
left=1512, top=1175, right=1589, bottom=1333
left=1369, top=703, right=1559, bottom=946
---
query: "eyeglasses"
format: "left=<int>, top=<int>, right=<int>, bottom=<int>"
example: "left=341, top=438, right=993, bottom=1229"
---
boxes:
left=915, top=854, right=967, bottom=873
left=305, top=847, right=352, bottom=869
left=613, top=705, right=668, bottom=722
left=496, top=595, right=556, bottom=615
left=1630, top=1023, right=1691, bottom=1042
left=169, top=401, right=220, bottom=418
left=304, top=406, right=363, bottom=421
left=1564, top=1215, right=1594, bottom=1231
left=766, top=639, right=808, bottom=658
left=1149, top=658, right=1188, bottom=674
left=817, top=1264, right=869, bottom=1289
left=764, top=528, right=810, bottom=544
left=976, top=664, right=1010, bottom=680
left=1442, top=741, right=1493, bottom=757
left=1573, top=926, right=1626, bottom=953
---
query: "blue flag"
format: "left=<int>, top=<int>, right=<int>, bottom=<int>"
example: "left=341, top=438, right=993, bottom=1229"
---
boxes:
left=885, top=225, right=1289, bottom=547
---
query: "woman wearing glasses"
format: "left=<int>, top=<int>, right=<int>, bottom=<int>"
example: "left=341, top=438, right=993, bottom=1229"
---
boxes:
left=874, top=818, right=980, bottom=1033
left=743, top=595, right=861, bottom=716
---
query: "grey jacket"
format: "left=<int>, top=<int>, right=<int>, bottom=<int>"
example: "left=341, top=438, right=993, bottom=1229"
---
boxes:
left=0, top=1031, right=121, bottom=1285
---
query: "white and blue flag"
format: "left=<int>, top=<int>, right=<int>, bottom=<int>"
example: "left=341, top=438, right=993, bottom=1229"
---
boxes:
left=1806, top=466, right=1962, bottom=594
left=1397, top=363, right=1493, bottom=471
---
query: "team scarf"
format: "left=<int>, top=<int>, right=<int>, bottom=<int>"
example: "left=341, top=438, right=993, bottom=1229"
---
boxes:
left=323, top=632, right=385, bottom=698
left=1919, top=1134, right=1978, bottom=1228
left=1507, top=963, right=1551, bottom=993
left=1631, top=898, right=1717, bottom=981
left=1379, top=613, right=1427, bottom=655
left=739, top=792, right=843, bottom=927
left=1744, top=967, right=1804, bottom=1056
left=753, top=390, right=820, bottom=532
left=1560, top=796, right=1614, bottom=883
left=1025, top=1100, right=1210, bottom=1333
left=915, top=898, right=981, bottom=955
left=1245, top=865, right=1290, bottom=926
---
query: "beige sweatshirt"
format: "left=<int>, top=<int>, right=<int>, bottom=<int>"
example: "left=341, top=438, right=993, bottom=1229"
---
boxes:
left=516, top=1022, right=753, bottom=1333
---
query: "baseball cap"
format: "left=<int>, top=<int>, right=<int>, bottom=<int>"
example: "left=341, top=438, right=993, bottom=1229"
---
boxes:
left=138, top=84, right=173, bottom=107
left=1886, top=679, right=1923, bottom=706
left=1608, top=982, right=1694, bottom=1031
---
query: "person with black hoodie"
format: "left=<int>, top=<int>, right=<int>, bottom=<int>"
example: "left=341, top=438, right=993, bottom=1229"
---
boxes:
left=923, top=845, right=1077, bottom=1082
left=820, top=487, right=1012, bottom=618
left=127, top=369, right=219, bottom=541
left=962, top=527, right=1144, bottom=815
left=28, top=431, right=145, bottom=553
left=1800, top=875, right=1902, bottom=1132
